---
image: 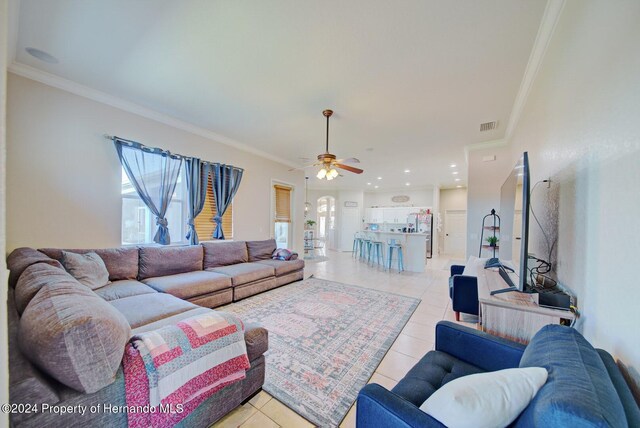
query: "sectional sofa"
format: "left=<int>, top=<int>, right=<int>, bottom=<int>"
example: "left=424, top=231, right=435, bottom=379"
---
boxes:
left=6, top=239, right=304, bottom=427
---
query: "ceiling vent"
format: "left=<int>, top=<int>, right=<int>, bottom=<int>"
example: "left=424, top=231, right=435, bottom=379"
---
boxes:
left=480, top=121, right=498, bottom=132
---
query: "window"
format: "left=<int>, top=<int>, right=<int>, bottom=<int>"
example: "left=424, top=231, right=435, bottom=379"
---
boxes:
left=195, top=173, right=233, bottom=240
left=121, top=168, right=187, bottom=245
left=274, top=184, right=292, bottom=249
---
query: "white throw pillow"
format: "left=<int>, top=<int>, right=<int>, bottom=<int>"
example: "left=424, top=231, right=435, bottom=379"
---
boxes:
left=461, top=256, right=488, bottom=277
left=419, top=367, right=548, bottom=428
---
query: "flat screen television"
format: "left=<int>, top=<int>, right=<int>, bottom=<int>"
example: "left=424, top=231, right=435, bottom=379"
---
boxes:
left=491, top=152, right=530, bottom=295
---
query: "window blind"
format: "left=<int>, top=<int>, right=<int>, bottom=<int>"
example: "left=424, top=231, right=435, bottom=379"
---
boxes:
left=195, top=174, right=233, bottom=239
left=274, top=184, right=292, bottom=223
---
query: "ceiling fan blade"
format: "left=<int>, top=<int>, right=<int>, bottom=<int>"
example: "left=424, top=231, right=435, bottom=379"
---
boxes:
left=288, top=162, right=322, bottom=171
left=335, top=157, right=360, bottom=164
left=334, top=163, right=364, bottom=174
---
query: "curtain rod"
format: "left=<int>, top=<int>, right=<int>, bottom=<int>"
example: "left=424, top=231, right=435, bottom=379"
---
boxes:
left=104, top=134, right=244, bottom=171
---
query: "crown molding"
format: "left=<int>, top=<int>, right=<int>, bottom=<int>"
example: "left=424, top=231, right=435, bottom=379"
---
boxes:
left=7, top=61, right=299, bottom=169
left=504, top=0, right=566, bottom=140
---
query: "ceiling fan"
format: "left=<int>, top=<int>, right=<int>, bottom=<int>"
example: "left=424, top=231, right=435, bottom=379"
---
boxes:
left=291, top=109, right=364, bottom=180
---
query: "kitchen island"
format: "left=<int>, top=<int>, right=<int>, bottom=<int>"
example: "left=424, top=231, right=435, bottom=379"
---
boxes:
left=363, top=231, right=428, bottom=273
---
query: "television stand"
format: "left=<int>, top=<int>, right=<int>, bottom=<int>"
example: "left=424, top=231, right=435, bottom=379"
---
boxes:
left=477, top=268, right=575, bottom=344
left=489, top=266, right=520, bottom=295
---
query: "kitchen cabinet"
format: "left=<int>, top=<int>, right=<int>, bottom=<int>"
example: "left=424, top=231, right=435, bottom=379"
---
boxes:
left=365, top=208, right=383, bottom=223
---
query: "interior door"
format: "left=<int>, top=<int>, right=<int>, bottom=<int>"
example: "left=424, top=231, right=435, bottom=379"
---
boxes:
left=444, top=210, right=467, bottom=257
left=340, top=207, right=360, bottom=251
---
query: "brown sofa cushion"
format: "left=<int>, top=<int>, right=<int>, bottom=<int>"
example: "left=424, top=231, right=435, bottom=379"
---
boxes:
left=61, top=251, right=110, bottom=290
left=94, top=280, right=157, bottom=302
left=14, top=263, right=72, bottom=315
left=7, top=247, right=63, bottom=289
left=142, top=271, right=232, bottom=300
left=39, top=247, right=139, bottom=281
left=202, top=241, right=248, bottom=268
left=254, top=259, right=305, bottom=276
left=18, top=278, right=131, bottom=393
left=109, top=293, right=197, bottom=329
left=138, top=245, right=204, bottom=280
left=246, top=239, right=277, bottom=261
left=131, top=307, right=212, bottom=334
left=207, top=262, right=275, bottom=286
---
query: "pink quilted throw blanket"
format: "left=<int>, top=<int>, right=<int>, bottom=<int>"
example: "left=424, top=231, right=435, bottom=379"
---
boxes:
left=123, top=311, right=250, bottom=428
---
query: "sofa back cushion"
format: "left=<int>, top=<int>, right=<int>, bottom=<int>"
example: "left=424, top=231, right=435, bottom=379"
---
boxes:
left=39, top=247, right=139, bottom=281
left=247, top=239, right=277, bottom=261
left=18, top=274, right=131, bottom=393
left=7, top=247, right=63, bottom=289
left=15, top=263, right=70, bottom=315
left=515, top=325, right=627, bottom=427
left=138, top=245, right=203, bottom=280
left=202, top=241, right=248, bottom=268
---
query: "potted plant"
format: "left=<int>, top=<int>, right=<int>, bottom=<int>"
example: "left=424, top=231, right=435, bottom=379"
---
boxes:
left=486, top=236, right=499, bottom=247
left=305, top=220, right=316, bottom=230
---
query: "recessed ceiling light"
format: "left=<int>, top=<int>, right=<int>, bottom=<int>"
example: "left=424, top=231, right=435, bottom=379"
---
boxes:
left=456, top=185, right=463, bottom=188
left=404, top=169, right=410, bottom=173
left=452, top=171, right=459, bottom=175
left=366, top=182, right=371, bottom=185
left=450, top=164, right=457, bottom=168
left=377, top=177, right=382, bottom=180
left=25, top=47, right=59, bottom=64
left=374, top=185, right=379, bottom=189
left=455, top=178, right=461, bottom=182
left=405, top=182, right=410, bottom=186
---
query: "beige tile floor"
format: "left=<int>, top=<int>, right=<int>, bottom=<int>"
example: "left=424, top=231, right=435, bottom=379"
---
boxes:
left=212, top=251, right=475, bottom=428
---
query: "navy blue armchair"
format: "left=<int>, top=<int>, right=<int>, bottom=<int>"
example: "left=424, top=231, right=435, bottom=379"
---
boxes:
left=357, top=322, right=525, bottom=427
left=448, top=265, right=478, bottom=321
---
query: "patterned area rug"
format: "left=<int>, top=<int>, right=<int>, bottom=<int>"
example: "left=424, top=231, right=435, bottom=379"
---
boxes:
left=222, top=277, right=419, bottom=427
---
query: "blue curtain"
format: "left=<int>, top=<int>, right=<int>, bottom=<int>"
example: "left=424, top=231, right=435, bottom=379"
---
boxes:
left=114, top=139, right=183, bottom=245
left=211, top=164, right=243, bottom=239
left=185, top=158, right=208, bottom=245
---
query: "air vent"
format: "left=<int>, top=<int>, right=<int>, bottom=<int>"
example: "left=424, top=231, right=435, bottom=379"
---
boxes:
left=480, top=121, right=498, bottom=132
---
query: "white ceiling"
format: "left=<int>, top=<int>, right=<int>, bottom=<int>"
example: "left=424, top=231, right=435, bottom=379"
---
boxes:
left=12, top=0, right=547, bottom=191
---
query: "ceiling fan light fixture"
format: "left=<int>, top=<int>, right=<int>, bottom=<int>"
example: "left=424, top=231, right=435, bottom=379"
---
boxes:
left=317, top=168, right=327, bottom=179
left=328, top=168, right=339, bottom=179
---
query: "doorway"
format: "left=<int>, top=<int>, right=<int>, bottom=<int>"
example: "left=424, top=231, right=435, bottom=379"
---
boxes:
left=444, top=209, right=467, bottom=257
left=316, top=196, right=335, bottom=250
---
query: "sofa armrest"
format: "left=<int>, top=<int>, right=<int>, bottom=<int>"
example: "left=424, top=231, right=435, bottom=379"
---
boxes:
left=435, top=321, right=525, bottom=371
left=450, top=275, right=479, bottom=315
left=357, top=384, right=445, bottom=428
left=450, top=264, right=464, bottom=277
left=244, top=323, right=268, bottom=362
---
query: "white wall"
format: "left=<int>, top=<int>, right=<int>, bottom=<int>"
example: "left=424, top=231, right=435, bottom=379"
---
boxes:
left=505, top=0, right=640, bottom=397
left=337, top=190, right=364, bottom=251
left=364, top=188, right=434, bottom=208
left=1, top=0, right=9, bottom=421
left=465, top=144, right=513, bottom=258
left=438, top=188, right=467, bottom=254
left=6, top=74, right=305, bottom=254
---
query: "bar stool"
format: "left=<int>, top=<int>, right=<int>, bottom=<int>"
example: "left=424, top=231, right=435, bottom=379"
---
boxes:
left=360, top=234, right=372, bottom=260
left=352, top=232, right=363, bottom=258
left=386, top=239, right=405, bottom=273
left=368, top=237, right=385, bottom=267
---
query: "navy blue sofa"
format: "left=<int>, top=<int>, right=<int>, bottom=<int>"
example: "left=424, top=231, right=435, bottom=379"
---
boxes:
left=357, top=321, right=640, bottom=427
left=448, top=264, right=478, bottom=320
